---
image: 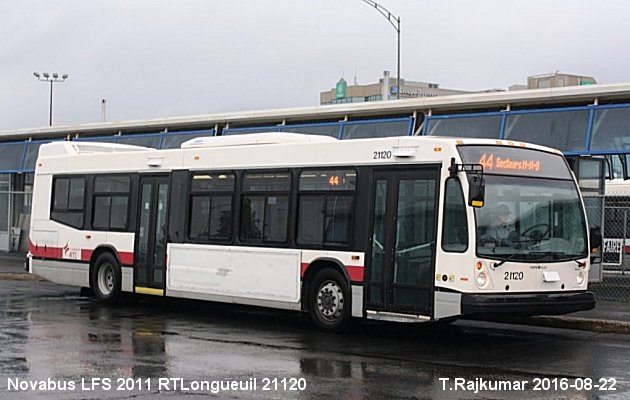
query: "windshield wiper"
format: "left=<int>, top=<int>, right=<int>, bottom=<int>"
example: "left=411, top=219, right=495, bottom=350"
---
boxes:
left=548, top=252, right=586, bottom=267
left=494, top=250, right=584, bottom=268
left=492, top=246, right=527, bottom=268
left=492, top=248, right=549, bottom=268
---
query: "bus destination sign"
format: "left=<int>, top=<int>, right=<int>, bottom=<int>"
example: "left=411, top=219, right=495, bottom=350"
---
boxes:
left=478, top=153, right=541, bottom=173
left=458, top=145, right=572, bottom=179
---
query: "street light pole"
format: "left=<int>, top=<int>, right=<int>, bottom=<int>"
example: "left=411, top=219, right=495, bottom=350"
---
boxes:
left=33, top=72, right=68, bottom=126
left=361, top=0, right=401, bottom=99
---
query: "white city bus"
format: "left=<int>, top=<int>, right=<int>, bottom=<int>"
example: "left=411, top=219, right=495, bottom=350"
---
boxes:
left=27, top=133, right=597, bottom=331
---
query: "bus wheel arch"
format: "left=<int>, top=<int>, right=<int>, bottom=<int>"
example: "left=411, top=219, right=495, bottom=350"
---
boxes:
left=89, top=247, right=122, bottom=304
left=302, top=259, right=352, bottom=331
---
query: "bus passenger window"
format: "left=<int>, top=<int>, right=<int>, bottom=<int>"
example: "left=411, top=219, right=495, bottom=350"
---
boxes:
left=92, top=175, right=131, bottom=231
left=297, top=169, right=356, bottom=247
left=241, top=196, right=265, bottom=240
left=188, top=172, right=235, bottom=242
left=240, top=171, right=290, bottom=244
left=51, top=176, right=85, bottom=229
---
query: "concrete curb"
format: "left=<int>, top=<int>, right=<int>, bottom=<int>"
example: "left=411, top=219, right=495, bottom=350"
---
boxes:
left=0, top=273, right=43, bottom=282
left=472, top=315, right=630, bottom=335
left=492, top=315, right=630, bottom=335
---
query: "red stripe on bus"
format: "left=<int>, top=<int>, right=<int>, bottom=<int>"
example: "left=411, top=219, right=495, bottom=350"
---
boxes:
left=81, top=249, right=93, bottom=262
left=29, top=240, right=63, bottom=259
left=300, top=262, right=309, bottom=277
left=345, top=265, right=364, bottom=282
left=301, top=262, right=364, bottom=282
left=119, top=252, right=134, bottom=265
left=30, top=241, right=133, bottom=266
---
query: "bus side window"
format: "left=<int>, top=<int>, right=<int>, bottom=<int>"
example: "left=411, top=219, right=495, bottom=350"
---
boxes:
left=92, top=175, right=131, bottom=231
left=296, top=169, right=356, bottom=248
left=240, top=171, right=291, bottom=244
left=51, top=176, right=85, bottom=229
left=188, top=172, right=235, bottom=242
left=442, top=178, right=468, bottom=252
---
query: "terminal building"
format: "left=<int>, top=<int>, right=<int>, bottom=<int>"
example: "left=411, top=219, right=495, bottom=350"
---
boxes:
left=320, top=70, right=473, bottom=105
left=2, top=80, right=630, bottom=252
left=509, top=71, right=598, bottom=91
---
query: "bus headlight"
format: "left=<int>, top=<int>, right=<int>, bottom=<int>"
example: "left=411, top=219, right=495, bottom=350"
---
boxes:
left=577, top=270, right=586, bottom=286
left=476, top=271, right=488, bottom=288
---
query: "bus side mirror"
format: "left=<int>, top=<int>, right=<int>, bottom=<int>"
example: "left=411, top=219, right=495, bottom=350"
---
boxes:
left=449, top=159, right=485, bottom=207
left=590, top=226, right=602, bottom=264
left=590, top=226, right=602, bottom=250
left=468, top=174, right=485, bottom=208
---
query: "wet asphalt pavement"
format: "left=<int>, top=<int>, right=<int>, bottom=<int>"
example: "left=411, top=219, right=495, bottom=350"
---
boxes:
left=1, top=280, right=630, bottom=399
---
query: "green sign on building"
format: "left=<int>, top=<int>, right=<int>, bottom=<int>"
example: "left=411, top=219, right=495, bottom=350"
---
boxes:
left=336, top=78, right=347, bottom=99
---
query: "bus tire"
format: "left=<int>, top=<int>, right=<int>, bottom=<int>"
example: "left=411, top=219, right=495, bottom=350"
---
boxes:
left=91, top=252, right=122, bottom=304
left=308, top=268, right=351, bottom=332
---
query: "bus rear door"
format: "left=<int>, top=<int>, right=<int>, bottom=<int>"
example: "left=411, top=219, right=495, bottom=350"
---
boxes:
left=134, top=175, right=170, bottom=295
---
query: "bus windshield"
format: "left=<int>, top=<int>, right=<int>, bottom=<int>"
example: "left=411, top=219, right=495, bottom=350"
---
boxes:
left=475, top=175, right=588, bottom=262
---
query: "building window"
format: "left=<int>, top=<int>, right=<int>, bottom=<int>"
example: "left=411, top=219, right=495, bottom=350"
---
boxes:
left=297, top=169, right=356, bottom=246
left=240, top=171, right=291, bottom=243
left=426, top=115, right=502, bottom=139
left=331, top=97, right=365, bottom=105
left=51, top=176, right=85, bottom=229
left=92, top=175, right=130, bottom=230
left=504, top=109, right=589, bottom=152
left=188, top=172, right=235, bottom=242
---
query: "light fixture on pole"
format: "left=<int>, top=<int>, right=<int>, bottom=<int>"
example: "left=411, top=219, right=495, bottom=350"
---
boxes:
left=361, top=0, right=401, bottom=99
left=33, top=72, right=69, bottom=126
left=101, top=99, right=107, bottom=122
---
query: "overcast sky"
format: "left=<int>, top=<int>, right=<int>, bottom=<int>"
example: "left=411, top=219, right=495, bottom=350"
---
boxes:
left=1, top=0, right=630, bottom=131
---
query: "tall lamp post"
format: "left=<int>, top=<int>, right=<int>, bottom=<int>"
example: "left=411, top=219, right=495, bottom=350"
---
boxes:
left=361, top=0, right=401, bottom=99
left=33, top=72, right=68, bottom=126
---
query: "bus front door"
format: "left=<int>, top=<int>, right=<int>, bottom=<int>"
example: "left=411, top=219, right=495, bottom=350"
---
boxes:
left=134, top=175, right=170, bottom=296
left=366, top=169, right=438, bottom=318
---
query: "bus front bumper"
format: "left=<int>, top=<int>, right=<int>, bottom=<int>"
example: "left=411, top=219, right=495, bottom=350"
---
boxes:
left=461, top=291, right=595, bottom=316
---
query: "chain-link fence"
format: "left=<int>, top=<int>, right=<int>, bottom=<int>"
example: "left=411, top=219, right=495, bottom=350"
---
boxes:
left=589, top=196, right=630, bottom=302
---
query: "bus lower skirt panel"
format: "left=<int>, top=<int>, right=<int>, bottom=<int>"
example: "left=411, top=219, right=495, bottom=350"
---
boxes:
left=31, top=258, right=90, bottom=288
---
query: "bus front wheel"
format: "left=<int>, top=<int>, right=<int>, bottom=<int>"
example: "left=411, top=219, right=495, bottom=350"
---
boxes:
left=309, top=269, right=351, bottom=332
left=91, top=252, right=122, bottom=304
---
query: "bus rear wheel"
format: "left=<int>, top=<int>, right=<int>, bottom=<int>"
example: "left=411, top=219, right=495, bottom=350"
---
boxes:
left=91, top=252, right=122, bottom=304
left=308, top=269, right=351, bottom=332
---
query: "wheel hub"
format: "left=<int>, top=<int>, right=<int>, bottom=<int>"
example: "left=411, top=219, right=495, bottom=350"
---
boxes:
left=317, top=281, right=344, bottom=320
left=98, top=263, right=114, bottom=295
